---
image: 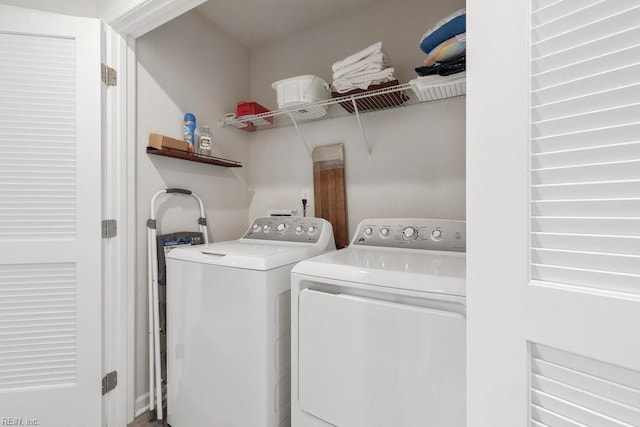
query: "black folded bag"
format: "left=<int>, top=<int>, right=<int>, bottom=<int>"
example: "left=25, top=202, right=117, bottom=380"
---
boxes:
left=415, top=56, right=466, bottom=77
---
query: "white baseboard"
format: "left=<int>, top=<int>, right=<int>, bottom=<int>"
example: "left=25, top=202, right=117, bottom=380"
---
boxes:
left=134, top=392, right=151, bottom=419
left=134, top=387, right=167, bottom=419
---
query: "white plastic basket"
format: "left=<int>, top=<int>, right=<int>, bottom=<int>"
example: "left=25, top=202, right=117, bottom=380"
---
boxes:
left=409, top=72, right=466, bottom=102
left=271, top=75, right=331, bottom=120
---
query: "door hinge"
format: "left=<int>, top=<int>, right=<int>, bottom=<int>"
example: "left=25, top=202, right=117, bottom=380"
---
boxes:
left=101, top=63, right=117, bottom=86
left=102, top=219, right=117, bottom=238
left=102, top=370, right=117, bottom=395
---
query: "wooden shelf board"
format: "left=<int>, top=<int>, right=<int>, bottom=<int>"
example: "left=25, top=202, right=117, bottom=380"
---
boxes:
left=146, top=146, right=242, bottom=168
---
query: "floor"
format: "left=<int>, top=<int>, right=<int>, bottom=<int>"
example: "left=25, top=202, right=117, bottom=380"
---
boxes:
left=127, top=412, right=166, bottom=427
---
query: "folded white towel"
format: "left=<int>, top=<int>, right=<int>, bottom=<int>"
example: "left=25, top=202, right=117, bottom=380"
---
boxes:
left=331, top=41, right=383, bottom=73
left=333, top=67, right=396, bottom=93
left=334, top=67, right=395, bottom=85
left=332, top=52, right=389, bottom=80
left=333, top=75, right=396, bottom=93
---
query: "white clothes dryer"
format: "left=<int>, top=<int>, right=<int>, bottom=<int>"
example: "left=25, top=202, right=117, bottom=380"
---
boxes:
left=166, top=217, right=335, bottom=427
left=291, top=218, right=466, bottom=427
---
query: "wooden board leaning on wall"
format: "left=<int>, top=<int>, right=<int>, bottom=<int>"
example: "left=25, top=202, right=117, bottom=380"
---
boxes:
left=312, top=143, right=347, bottom=249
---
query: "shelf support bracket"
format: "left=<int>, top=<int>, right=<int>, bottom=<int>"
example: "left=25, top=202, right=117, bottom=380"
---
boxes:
left=351, top=98, right=371, bottom=154
left=289, top=113, right=313, bottom=157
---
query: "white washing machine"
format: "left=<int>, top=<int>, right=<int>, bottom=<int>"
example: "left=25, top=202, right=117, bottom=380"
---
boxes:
left=165, top=217, right=335, bottom=427
left=291, top=218, right=466, bottom=427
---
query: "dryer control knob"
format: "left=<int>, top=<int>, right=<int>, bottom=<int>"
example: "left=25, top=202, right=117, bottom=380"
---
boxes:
left=380, top=228, right=390, bottom=238
left=277, top=223, right=287, bottom=233
left=308, top=226, right=317, bottom=235
left=364, top=227, right=374, bottom=237
left=252, top=224, right=261, bottom=232
left=262, top=224, right=271, bottom=233
left=431, top=229, right=443, bottom=241
left=402, top=227, right=418, bottom=240
left=295, top=225, right=304, bottom=234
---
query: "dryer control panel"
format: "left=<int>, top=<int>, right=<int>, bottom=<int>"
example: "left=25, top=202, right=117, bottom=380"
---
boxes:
left=352, top=218, right=466, bottom=252
left=242, top=217, right=328, bottom=244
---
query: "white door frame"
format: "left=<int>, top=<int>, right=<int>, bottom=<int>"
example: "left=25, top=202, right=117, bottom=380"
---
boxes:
left=102, top=32, right=140, bottom=426
left=102, top=24, right=135, bottom=427
left=99, top=1, right=206, bottom=423
left=466, top=0, right=530, bottom=424
left=101, top=0, right=207, bottom=39
left=124, top=35, right=138, bottom=425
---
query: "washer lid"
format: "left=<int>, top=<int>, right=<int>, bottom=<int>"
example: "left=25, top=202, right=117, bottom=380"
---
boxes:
left=167, top=240, right=322, bottom=271
left=291, top=246, right=466, bottom=296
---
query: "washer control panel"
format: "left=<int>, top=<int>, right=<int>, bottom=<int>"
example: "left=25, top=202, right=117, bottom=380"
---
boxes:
left=353, top=218, right=465, bottom=252
left=243, top=217, right=326, bottom=243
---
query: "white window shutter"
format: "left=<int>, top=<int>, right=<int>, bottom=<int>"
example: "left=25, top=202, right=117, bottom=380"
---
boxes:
left=530, top=344, right=640, bottom=426
left=530, top=0, right=640, bottom=294
left=0, top=34, right=76, bottom=240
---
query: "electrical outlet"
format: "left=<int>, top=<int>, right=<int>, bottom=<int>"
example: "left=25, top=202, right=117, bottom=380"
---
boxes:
left=301, top=189, right=310, bottom=203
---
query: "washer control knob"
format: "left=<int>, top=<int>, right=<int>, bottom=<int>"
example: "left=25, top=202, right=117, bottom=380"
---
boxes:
left=252, top=224, right=261, bottom=232
left=295, top=225, right=304, bottom=234
left=277, top=223, right=287, bottom=233
left=431, top=229, right=443, bottom=241
left=308, top=226, right=317, bottom=235
left=380, top=228, right=390, bottom=238
left=364, top=227, right=374, bottom=237
left=402, top=227, right=418, bottom=240
left=262, top=224, right=271, bottom=233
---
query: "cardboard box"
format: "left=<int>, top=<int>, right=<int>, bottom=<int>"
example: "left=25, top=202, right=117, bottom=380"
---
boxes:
left=148, top=133, right=191, bottom=152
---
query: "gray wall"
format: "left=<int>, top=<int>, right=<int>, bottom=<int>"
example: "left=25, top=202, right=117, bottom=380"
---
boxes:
left=134, top=9, right=250, bottom=405
left=134, top=0, right=467, bottom=409
left=247, top=0, right=466, bottom=235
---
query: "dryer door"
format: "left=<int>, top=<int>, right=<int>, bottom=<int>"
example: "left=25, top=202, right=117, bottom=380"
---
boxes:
left=298, top=289, right=466, bottom=427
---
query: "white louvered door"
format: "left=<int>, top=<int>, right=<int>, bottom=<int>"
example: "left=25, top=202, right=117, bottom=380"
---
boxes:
left=468, top=0, right=640, bottom=426
left=0, top=5, right=103, bottom=426
left=528, top=1, right=640, bottom=424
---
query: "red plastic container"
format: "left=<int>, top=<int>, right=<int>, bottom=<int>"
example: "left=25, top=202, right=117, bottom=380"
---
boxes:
left=236, top=101, right=273, bottom=127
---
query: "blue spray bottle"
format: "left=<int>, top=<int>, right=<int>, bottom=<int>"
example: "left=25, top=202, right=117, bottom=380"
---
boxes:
left=183, top=113, right=196, bottom=152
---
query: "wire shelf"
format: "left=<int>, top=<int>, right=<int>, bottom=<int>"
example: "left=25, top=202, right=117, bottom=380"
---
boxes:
left=220, top=83, right=419, bottom=128
left=219, top=78, right=465, bottom=154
